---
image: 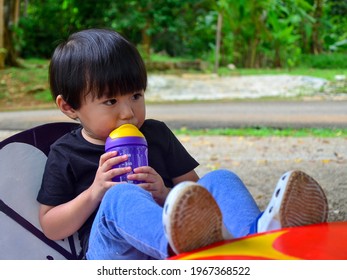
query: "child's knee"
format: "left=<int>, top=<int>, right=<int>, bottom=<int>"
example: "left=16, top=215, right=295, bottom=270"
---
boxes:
left=204, top=169, right=242, bottom=182
left=104, top=183, right=143, bottom=201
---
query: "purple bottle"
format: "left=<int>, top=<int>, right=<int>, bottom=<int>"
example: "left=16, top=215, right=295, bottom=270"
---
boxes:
left=105, top=124, right=148, bottom=183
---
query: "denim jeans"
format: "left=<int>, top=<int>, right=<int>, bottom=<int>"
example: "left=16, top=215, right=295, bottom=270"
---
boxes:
left=86, top=169, right=261, bottom=260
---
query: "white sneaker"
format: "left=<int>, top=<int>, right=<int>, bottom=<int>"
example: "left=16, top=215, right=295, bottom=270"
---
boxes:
left=257, top=170, right=328, bottom=233
left=162, top=181, right=233, bottom=255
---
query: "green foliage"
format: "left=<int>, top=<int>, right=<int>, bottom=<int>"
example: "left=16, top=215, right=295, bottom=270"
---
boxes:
left=19, top=0, right=76, bottom=58
left=11, top=0, right=347, bottom=69
left=323, top=0, right=347, bottom=52
left=299, top=53, right=347, bottom=69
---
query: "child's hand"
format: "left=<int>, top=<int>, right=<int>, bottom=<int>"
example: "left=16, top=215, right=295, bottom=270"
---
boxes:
left=128, top=166, right=170, bottom=206
left=90, top=151, right=131, bottom=202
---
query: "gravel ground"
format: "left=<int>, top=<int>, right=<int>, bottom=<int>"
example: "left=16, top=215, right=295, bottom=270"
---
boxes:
left=178, top=135, right=347, bottom=223
left=2, top=130, right=345, bottom=223
left=146, top=74, right=330, bottom=101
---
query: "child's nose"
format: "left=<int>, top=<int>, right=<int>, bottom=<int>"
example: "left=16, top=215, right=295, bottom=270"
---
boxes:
left=119, top=104, right=134, bottom=120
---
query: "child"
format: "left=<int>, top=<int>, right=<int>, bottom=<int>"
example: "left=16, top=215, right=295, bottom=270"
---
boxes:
left=37, top=28, right=328, bottom=260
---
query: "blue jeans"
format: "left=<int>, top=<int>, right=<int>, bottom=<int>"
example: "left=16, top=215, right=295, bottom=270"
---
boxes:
left=86, top=169, right=260, bottom=260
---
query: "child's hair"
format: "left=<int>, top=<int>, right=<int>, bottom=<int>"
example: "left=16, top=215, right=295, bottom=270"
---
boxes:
left=49, top=28, right=147, bottom=109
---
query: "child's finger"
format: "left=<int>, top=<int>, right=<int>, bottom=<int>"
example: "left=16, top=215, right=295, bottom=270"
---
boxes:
left=99, top=151, right=118, bottom=166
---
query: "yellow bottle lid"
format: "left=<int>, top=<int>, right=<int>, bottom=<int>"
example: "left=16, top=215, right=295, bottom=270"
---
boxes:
left=109, top=124, right=144, bottom=139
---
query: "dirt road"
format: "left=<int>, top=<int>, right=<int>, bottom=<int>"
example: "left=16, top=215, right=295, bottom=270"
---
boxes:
left=1, top=99, right=347, bottom=131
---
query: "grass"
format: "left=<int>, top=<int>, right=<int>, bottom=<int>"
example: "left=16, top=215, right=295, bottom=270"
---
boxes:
left=150, top=53, right=347, bottom=80
left=174, top=127, right=347, bottom=138
left=149, top=53, right=188, bottom=62
left=0, top=58, right=346, bottom=110
left=0, top=58, right=53, bottom=110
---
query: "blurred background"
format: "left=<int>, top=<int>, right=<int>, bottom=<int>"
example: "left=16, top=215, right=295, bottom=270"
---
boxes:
left=0, top=0, right=346, bottom=108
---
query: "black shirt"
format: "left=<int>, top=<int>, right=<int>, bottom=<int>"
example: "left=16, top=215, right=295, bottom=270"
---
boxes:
left=37, top=119, right=199, bottom=254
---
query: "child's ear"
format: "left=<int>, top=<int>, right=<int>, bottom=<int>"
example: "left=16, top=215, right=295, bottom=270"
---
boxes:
left=56, top=95, right=78, bottom=120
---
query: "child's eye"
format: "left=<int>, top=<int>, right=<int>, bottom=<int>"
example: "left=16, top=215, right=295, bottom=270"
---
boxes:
left=132, top=92, right=143, bottom=100
left=104, top=99, right=117, bottom=105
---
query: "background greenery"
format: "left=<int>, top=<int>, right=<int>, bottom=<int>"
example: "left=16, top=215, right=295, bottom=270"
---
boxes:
left=0, top=1, right=346, bottom=139
left=0, top=0, right=346, bottom=115
left=3, top=0, right=347, bottom=69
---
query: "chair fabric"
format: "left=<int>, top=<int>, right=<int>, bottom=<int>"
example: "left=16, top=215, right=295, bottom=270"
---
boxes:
left=0, top=122, right=82, bottom=260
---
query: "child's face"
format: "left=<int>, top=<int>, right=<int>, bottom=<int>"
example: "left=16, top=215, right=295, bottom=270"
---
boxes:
left=75, top=90, right=146, bottom=144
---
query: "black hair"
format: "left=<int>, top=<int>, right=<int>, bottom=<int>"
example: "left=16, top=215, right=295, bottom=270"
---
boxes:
left=49, top=28, right=147, bottom=109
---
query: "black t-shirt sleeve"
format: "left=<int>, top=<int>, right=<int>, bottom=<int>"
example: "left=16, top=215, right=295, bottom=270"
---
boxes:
left=37, top=144, right=76, bottom=206
left=37, top=128, right=103, bottom=206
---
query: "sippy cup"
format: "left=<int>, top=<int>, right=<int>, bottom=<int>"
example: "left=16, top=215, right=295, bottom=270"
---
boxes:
left=105, top=124, right=148, bottom=183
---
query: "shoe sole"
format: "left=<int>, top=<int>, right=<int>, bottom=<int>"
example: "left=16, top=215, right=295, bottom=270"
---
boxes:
left=258, top=170, right=328, bottom=232
left=163, top=182, right=223, bottom=254
left=280, top=170, right=328, bottom=227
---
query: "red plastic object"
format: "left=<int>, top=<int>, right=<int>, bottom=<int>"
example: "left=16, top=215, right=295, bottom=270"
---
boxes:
left=170, top=222, right=347, bottom=260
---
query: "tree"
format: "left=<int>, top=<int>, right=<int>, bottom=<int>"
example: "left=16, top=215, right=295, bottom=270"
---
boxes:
left=322, top=0, right=347, bottom=52
left=214, top=12, right=222, bottom=73
left=11, top=0, right=344, bottom=68
left=265, top=0, right=304, bottom=68
left=312, top=0, right=324, bottom=54
left=220, top=0, right=268, bottom=68
left=2, top=0, right=21, bottom=67
left=0, top=0, right=5, bottom=69
left=102, top=0, right=195, bottom=60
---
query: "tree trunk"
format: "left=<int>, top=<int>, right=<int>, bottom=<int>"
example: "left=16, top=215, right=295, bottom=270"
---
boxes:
left=274, top=44, right=282, bottom=68
left=249, top=37, right=259, bottom=68
left=0, top=0, right=5, bottom=69
left=4, top=0, right=21, bottom=67
left=141, top=20, right=152, bottom=61
left=312, top=0, right=323, bottom=54
left=233, top=28, right=243, bottom=67
left=214, top=13, right=222, bottom=74
left=13, top=0, right=19, bottom=23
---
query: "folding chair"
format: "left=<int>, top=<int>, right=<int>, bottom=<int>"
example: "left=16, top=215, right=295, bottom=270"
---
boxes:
left=0, top=122, right=82, bottom=259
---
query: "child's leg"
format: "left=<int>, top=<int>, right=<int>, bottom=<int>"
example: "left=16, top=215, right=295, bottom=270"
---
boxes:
left=86, top=183, right=168, bottom=260
left=198, top=169, right=261, bottom=237
left=162, top=169, right=261, bottom=255
left=163, top=169, right=329, bottom=255
left=163, top=182, right=225, bottom=255
left=198, top=169, right=328, bottom=235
